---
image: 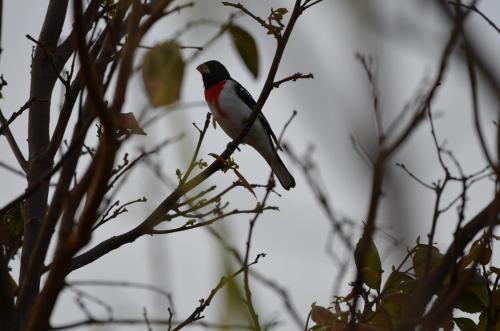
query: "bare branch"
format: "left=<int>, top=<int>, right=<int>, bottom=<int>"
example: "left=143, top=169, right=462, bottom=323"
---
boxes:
left=465, top=38, right=497, bottom=172
left=0, top=117, right=92, bottom=219
left=0, top=160, right=24, bottom=177
left=207, top=228, right=305, bottom=329
left=355, top=54, right=383, bottom=143
left=152, top=206, right=278, bottom=235
left=302, top=0, right=326, bottom=11
left=396, top=163, right=435, bottom=190
left=0, top=98, right=33, bottom=136
left=64, top=0, right=307, bottom=274
left=385, top=18, right=461, bottom=156
left=93, top=197, right=147, bottom=231
left=180, top=113, right=211, bottom=184
left=0, top=109, right=27, bottom=171
left=25, top=34, right=70, bottom=90
left=72, top=0, right=113, bottom=130
left=222, top=2, right=271, bottom=32
left=284, top=144, right=354, bottom=251
left=448, top=1, right=500, bottom=34
left=272, top=72, right=314, bottom=88
left=18, top=0, right=71, bottom=325
left=171, top=254, right=265, bottom=331
left=68, top=279, right=172, bottom=305
left=50, top=319, right=271, bottom=330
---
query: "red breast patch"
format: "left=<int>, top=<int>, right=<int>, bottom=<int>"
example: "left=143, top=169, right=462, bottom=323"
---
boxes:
left=204, top=81, right=228, bottom=118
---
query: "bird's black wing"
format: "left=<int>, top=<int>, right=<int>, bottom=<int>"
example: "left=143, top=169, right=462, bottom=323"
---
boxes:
left=231, top=79, right=281, bottom=150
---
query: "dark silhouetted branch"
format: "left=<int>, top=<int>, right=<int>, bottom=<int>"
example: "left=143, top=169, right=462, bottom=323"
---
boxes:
left=273, top=72, right=314, bottom=88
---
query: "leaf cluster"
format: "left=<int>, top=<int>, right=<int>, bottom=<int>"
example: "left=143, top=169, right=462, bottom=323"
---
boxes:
left=310, top=237, right=500, bottom=330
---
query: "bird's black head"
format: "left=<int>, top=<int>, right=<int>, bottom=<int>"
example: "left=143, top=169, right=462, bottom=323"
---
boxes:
left=196, top=60, right=231, bottom=88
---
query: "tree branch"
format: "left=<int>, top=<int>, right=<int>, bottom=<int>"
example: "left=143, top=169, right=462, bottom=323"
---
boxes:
left=171, top=254, right=265, bottom=331
left=448, top=1, right=500, bottom=34
left=0, top=98, right=33, bottom=136
left=272, top=72, right=313, bottom=88
left=19, top=1, right=69, bottom=322
left=0, top=109, right=27, bottom=171
left=397, top=197, right=500, bottom=330
left=63, top=0, right=307, bottom=274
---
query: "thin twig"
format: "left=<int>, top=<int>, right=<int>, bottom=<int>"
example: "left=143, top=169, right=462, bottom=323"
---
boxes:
left=0, top=98, right=34, bottom=136
left=355, top=54, right=384, bottom=144
left=50, top=319, right=272, bottom=330
left=170, top=254, right=265, bottom=331
left=25, top=34, right=70, bottom=90
left=396, top=163, right=435, bottom=190
left=222, top=2, right=271, bottom=32
left=0, top=117, right=93, bottom=219
left=68, top=279, right=172, bottom=305
left=93, top=197, right=147, bottom=231
left=151, top=207, right=278, bottom=235
left=273, top=72, right=314, bottom=88
left=65, top=0, right=307, bottom=276
left=207, top=228, right=305, bottom=329
left=447, top=1, right=500, bottom=34
left=0, top=109, right=28, bottom=171
left=181, top=113, right=211, bottom=184
left=0, top=160, right=25, bottom=177
left=302, top=0, right=326, bottom=11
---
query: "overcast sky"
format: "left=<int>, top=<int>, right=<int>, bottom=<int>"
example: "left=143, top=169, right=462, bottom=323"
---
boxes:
left=1, top=1, right=500, bottom=330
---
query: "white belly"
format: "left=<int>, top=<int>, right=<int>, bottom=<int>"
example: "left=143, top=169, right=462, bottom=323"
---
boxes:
left=209, top=81, right=268, bottom=148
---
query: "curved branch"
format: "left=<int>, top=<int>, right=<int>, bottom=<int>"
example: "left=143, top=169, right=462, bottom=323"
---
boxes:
left=63, top=0, right=307, bottom=274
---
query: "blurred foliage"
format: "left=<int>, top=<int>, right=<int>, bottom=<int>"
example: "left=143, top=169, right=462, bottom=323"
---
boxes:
left=142, top=41, right=185, bottom=107
left=219, top=257, right=254, bottom=329
left=115, top=112, right=147, bottom=137
left=0, top=202, right=23, bottom=261
left=354, top=237, right=382, bottom=291
left=310, top=236, right=500, bottom=330
left=228, top=25, right=260, bottom=78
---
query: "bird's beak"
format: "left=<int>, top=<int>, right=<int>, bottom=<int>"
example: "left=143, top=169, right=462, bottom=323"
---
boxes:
left=196, top=64, right=210, bottom=75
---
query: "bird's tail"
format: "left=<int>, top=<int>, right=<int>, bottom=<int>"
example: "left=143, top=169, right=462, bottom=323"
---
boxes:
left=269, top=154, right=295, bottom=190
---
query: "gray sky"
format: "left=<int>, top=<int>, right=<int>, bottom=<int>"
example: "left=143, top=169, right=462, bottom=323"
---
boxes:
left=1, top=0, right=500, bottom=330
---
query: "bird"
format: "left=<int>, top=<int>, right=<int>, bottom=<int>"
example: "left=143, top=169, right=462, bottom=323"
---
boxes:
left=196, top=60, right=295, bottom=190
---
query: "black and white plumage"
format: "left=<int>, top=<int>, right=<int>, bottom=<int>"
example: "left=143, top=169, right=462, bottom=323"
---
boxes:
left=196, top=60, right=295, bottom=190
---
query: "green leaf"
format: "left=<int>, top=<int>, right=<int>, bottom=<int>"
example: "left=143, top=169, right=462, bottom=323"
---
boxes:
left=456, top=270, right=490, bottom=313
left=412, top=245, right=443, bottom=279
left=381, top=292, right=411, bottom=320
left=2, top=203, right=23, bottom=236
left=457, top=291, right=485, bottom=313
left=354, top=237, right=382, bottom=290
left=142, top=41, right=185, bottom=107
left=471, top=239, right=492, bottom=265
left=367, top=309, right=392, bottom=330
left=468, top=271, right=490, bottom=307
left=383, top=270, right=417, bottom=295
left=0, top=202, right=24, bottom=259
left=454, top=318, right=478, bottom=331
left=228, top=25, right=259, bottom=78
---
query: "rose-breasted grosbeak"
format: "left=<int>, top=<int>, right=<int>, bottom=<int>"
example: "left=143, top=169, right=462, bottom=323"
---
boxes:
left=196, top=60, right=295, bottom=190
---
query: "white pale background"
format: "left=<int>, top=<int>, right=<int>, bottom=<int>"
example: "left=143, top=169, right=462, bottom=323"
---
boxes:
left=1, top=0, right=500, bottom=330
